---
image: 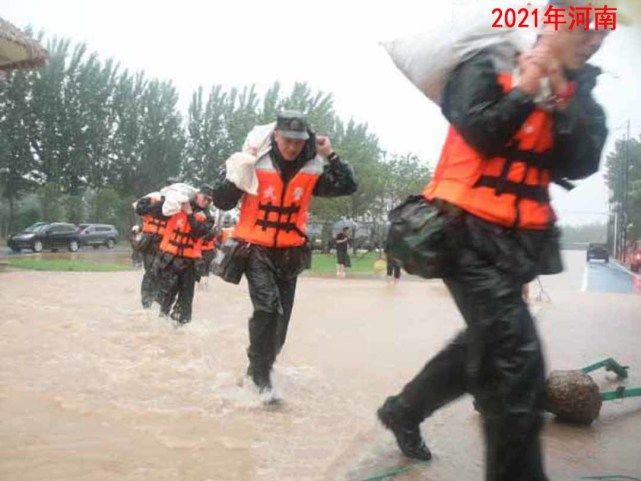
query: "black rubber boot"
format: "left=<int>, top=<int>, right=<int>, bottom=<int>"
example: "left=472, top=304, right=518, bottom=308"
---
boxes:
left=247, top=364, right=272, bottom=393
left=377, top=396, right=432, bottom=461
left=170, top=311, right=190, bottom=325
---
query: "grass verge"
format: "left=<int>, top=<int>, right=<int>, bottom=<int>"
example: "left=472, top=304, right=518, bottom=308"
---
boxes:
left=7, top=258, right=133, bottom=272
left=309, top=252, right=385, bottom=275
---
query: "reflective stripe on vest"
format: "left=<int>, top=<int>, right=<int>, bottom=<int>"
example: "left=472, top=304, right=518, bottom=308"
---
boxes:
left=159, top=211, right=206, bottom=259
left=423, top=72, right=554, bottom=230
left=233, top=154, right=324, bottom=247
left=142, top=214, right=167, bottom=236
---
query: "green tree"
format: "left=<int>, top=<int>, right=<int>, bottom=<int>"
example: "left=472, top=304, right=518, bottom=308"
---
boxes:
left=0, top=65, right=37, bottom=234
left=132, top=79, right=185, bottom=195
left=605, top=135, right=641, bottom=241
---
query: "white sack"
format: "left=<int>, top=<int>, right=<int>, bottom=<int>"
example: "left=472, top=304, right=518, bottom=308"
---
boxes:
left=383, top=2, right=537, bottom=106
left=160, top=183, right=198, bottom=216
left=131, top=191, right=162, bottom=210
left=226, top=122, right=275, bottom=195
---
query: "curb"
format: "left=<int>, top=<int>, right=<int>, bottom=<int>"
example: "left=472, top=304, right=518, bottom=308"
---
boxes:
left=612, top=259, right=640, bottom=278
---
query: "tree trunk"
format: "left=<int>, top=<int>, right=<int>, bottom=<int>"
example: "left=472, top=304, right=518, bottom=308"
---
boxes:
left=7, top=195, right=15, bottom=236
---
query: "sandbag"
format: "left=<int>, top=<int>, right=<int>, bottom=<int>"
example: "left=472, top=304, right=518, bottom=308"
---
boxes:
left=382, top=1, right=536, bottom=106
left=545, top=370, right=602, bottom=425
left=131, top=191, right=161, bottom=210
left=225, top=123, right=275, bottom=195
left=242, top=122, right=275, bottom=156
left=160, top=183, right=198, bottom=216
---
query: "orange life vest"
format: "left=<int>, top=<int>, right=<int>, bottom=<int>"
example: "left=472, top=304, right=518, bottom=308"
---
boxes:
left=233, top=154, right=325, bottom=247
left=159, top=211, right=207, bottom=259
left=200, top=234, right=216, bottom=252
left=423, top=72, right=555, bottom=230
left=141, top=214, right=167, bottom=236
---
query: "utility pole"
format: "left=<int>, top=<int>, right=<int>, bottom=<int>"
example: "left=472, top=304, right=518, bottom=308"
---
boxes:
left=621, top=120, right=631, bottom=262
left=613, top=207, right=619, bottom=259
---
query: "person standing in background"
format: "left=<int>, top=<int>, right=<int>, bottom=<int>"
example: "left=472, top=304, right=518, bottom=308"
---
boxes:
left=386, top=255, right=401, bottom=283
left=335, top=227, right=351, bottom=278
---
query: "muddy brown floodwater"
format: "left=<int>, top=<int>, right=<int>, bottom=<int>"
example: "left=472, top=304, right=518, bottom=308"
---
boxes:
left=1, top=251, right=640, bottom=481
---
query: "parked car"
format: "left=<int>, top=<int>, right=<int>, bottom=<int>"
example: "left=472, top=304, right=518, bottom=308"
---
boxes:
left=7, top=222, right=80, bottom=252
left=631, top=250, right=641, bottom=273
left=77, top=223, right=119, bottom=249
left=6, top=222, right=47, bottom=252
left=586, top=243, right=609, bottom=263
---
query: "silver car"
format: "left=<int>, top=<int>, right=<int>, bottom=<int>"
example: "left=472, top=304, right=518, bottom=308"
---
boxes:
left=78, top=224, right=119, bottom=249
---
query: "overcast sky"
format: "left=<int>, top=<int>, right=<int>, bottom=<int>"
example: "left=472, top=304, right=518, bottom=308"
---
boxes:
left=2, top=0, right=640, bottom=225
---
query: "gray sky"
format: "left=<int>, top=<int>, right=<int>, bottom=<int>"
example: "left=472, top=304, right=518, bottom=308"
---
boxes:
left=2, top=0, right=639, bottom=225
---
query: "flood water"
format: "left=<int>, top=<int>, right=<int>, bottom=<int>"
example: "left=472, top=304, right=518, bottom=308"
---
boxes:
left=1, top=251, right=640, bottom=480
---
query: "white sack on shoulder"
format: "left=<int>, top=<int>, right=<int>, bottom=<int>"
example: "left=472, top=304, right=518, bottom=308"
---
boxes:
left=132, top=191, right=162, bottom=210
left=226, top=152, right=260, bottom=196
left=225, top=122, right=276, bottom=195
left=242, top=122, right=275, bottom=156
left=382, top=2, right=536, bottom=106
left=160, top=183, right=198, bottom=216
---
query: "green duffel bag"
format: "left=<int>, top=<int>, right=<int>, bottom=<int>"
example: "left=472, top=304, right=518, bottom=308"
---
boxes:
left=385, top=195, right=464, bottom=279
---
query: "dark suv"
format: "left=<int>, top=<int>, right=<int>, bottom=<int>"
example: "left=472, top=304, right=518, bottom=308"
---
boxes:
left=7, top=222, right=80, bottom=252
left=586, top=243, right=609, bottom=263
left=77, top=224, right=119, bottom=249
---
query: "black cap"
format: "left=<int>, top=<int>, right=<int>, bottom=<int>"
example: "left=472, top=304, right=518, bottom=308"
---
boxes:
left=276, top=110, right=310, bottom=140
left=199, top=184, right=214, bottom=199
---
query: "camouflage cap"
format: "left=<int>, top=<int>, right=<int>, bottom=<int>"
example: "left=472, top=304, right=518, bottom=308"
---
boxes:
left=276, top=110, right=310, bottom=140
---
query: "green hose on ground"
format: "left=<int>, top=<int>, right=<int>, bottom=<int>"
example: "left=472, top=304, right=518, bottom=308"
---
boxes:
left=354, top=461, right=429, bottom=481
left=581, top=476, right=641, bottom=481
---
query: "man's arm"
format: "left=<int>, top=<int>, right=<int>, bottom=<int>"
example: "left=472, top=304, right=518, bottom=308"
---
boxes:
left=441, top=52, right=537, bottom=158
left=212, top=167, right=245, bottom=211
left=313, top=153, right=358, bottom=198
left=549, top=66, right=608, bottom=181
left=186, top=208, right=216, bottom=239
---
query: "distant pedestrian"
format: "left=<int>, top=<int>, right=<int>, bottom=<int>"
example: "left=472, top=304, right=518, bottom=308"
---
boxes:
left=335, top=227, right=351, bottom=278
left=386, top=255, right=401, bottom=283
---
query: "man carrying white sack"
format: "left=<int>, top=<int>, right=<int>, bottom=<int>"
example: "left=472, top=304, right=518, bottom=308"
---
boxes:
left=379, top=1, right=610, bottom=479
left=133, top=178, right=179, bottom=309
left=212, top=111, right=357, bottom=400
left=139, top=184, right=215, bottom=324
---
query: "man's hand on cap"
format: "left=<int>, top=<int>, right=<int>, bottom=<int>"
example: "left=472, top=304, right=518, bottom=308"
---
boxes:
left=316, top=136, right=333, bottom=158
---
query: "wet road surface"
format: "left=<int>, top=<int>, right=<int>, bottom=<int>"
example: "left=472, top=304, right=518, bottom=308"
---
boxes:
left=1, top=250, right=640, bottom=481
left=583, top=258, right=641, bottom=295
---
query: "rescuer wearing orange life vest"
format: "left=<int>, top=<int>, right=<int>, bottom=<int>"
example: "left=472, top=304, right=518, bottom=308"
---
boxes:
left=377, top=10, right=609, bottom=481
left=152, top=185, right=215, bottom=324
left=134, top=178, right=178, bottom=309
left=213, top=111, right=357, bottom=398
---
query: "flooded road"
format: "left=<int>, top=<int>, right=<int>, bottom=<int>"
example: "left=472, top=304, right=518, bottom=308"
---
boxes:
left=1, top=250, right=640, bottom=480
left=584, top=259, right=641, bottom=294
